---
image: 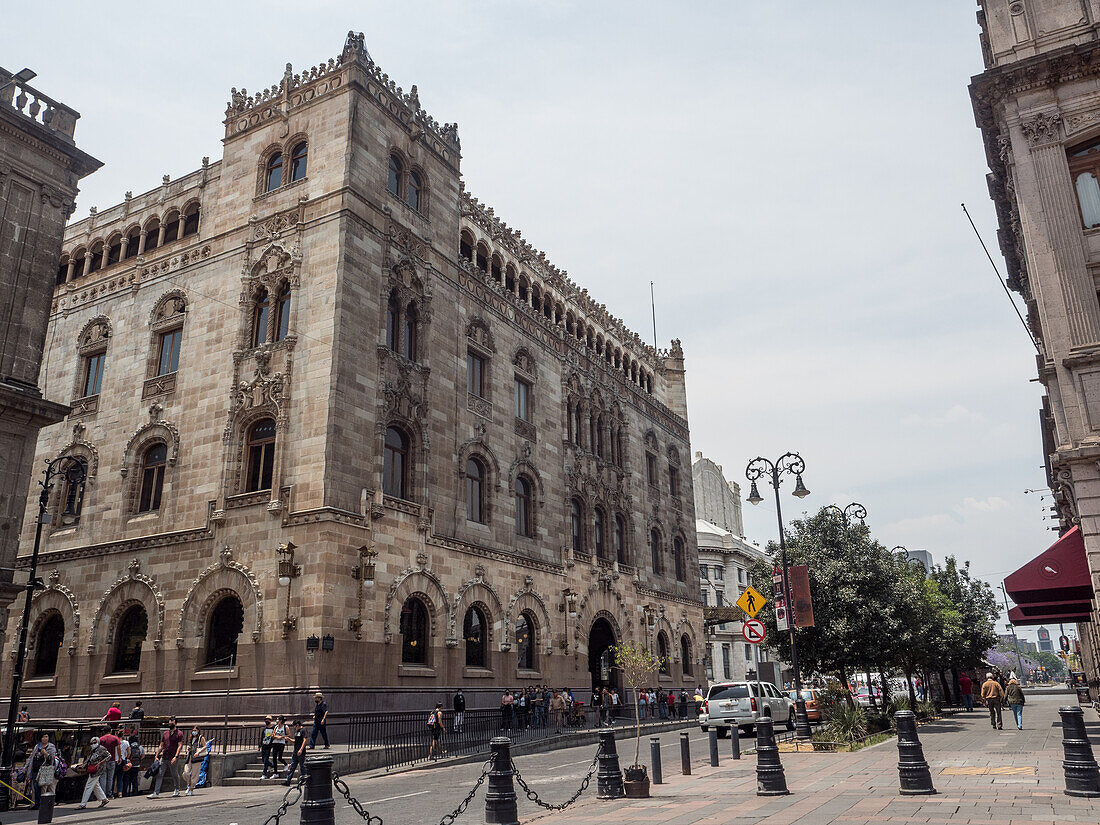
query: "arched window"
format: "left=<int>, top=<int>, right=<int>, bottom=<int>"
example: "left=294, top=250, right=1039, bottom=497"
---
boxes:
left=681, top=635, right=693, bottom=677
left=124, top=226, right=141, bottom=259
left=71, top=248, right=86, bottom=278
left=460, top=232, right=474, bottom=262
left=274, top=282, right=292, bottom=342
left=594, top=507, right=606, bottom=560
left=570, top=498, right=585, bottom=553
left=143, top=219, right=160, bottom=253
left=245, top=418, right=277, bottom=492
left=516, top=611, right=536, bottom=671
left=162, top=210, right=181, bottom=243
left=383, top=426, right=409, bottom=499
left=290, top=141, right=308, bottom=182
left=181, top=203, right=200, bottom=237
left=650, top=528, right=662, bottom=574
left=614, top=515, right=626, bottom=564
left=265, top=151, right=283, bottom=192
left=205, top=594, right=244, bottom=667
left=58, top=462, right=85, bottom=526
left=657, top=631, right=670, bottom=675
left=465, top=458, right=485, bottom=523
left=386, top=291, right=399, bottom=351
left=137, top=443, right=167, bottom=513
left=515, top=475, right=533, bottom=538
left=251, top=287, right=270, bottom=347
left=112, top=604, right=148, bottom=673
left=403, top=302, right=418, bottom=360
left=33, top=613, right=64, bottom=677
left=387, top=154, right=403, bottom=197
left=407, top=169, right=422, bottom=212
left=87, top=241, right=103, bottom=274
left=464, top=606, right=487, bottom=669
left=106, top=235, right=122, bottom=266
left=673, top=536, right=685, bottom=582
left=400, top=596, right=429, bottom=665
left=56, top=256, right=68, bottom=286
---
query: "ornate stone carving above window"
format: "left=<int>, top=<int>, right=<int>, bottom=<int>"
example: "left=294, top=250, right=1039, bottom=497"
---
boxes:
left=1021, top=111, right=1063, bottom=147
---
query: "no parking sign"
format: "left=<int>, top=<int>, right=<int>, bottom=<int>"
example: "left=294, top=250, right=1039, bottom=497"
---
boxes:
left=742, top=618, right=765, bottom=644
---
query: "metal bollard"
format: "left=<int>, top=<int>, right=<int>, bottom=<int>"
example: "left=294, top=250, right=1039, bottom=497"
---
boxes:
left=650, top=737, right=663, bottom=785
left=894, top=711, right=936, bottom=795
left=299, top=754, right=336, bottom=825
left=680, top=731, right=691, bottom=775
left=37, top=791, right=55, bottom=824
left=1059, top=705, right=1100, bottom=798
left=755, top=717, right=789, bottom=796
left=485, top=737, right=520, bottom=825
left=596, top=729, right=624, bottom=799
left=709, top=728, right=719, bottom=767
left=731, top=726, right=741, bottom=760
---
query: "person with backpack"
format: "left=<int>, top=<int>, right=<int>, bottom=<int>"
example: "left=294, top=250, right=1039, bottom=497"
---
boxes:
left=78, top=737, right=110, bottom=809
left=259, top=716, right=276, bottom=780
left=28, top=733, right=56, bottom=810
left=427, top=702, right=446, bottom=760
left=124, top=737, right=143, bottom=796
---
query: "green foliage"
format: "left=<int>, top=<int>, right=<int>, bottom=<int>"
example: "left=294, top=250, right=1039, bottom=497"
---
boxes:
left=916, top=700, right=938, bottom=720
left=820, top=704, right=868, bottom=743
left=611, top=640, right=663, bottom=769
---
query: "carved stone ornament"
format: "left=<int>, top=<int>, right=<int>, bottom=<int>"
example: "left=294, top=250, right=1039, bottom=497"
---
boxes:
left=1021, top=111, right=1063, bottom=147
left=88, top=557, right=166, bottom=652
left=175, top=546, right=263, bottom=647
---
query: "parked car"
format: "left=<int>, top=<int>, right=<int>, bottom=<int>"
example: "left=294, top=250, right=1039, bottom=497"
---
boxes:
left=788, top=688, right=824, bottom=722
left=700, top=681, right=794, bottom=737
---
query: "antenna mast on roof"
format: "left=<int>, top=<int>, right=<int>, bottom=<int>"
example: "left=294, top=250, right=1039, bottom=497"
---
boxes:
left=650, top=281, right=657, bottom=349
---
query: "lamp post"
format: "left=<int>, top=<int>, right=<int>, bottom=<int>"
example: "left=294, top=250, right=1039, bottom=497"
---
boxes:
left=822, top=502, right=867, bottom=528
left=277, top=541, right=301, bottom=639
left=2, top=454, right=87, bottom=809
left=349, top=545, right=376, bottom=638
left=746, top=452, right=813, bottom=740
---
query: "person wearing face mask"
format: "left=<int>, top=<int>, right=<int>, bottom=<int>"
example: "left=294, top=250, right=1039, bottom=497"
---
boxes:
left=184, top=725, right=207, bottom=795
left=148, top=717, right=185, bottom=798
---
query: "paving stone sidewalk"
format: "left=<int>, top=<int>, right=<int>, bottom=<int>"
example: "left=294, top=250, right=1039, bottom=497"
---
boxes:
left=531, top=692, right=1100, bottom=825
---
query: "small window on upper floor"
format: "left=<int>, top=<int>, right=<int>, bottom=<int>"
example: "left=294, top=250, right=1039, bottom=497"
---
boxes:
left=514, top=377, right=531, bottom=422
left=387, top=154, right=403, bottom=197
left=265, top=152, right=283, bottom=193
left=467, top=351, right=486, bottom=398
left=290, top=142, right=308, bottom=182
left=157, top=328, right=182, bottom=377
left=646, top=452, right=658, bottom=486
left=274, top=282, right=292, bottom=342
left=1068, top=137, right=1100, bottom=229
left=124, top=226, right=141, bottom=259
left=252, top=287, right=270, bottom=348
left=407, top=169, right=423, bottom=213
left=181, top=203, right=200, bottom=238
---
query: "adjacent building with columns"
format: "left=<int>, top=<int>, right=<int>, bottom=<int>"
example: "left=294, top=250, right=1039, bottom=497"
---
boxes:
left=6, top=34, right=704, bottom=720
left=0, top=68, right=100, bottom=656
left=970, top=1, right=1100, bottom=696
left=692, top=453, right=769, bottom=684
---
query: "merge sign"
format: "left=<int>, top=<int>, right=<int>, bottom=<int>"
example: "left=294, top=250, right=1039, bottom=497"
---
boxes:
left=735, top=585, right=766, bottom=618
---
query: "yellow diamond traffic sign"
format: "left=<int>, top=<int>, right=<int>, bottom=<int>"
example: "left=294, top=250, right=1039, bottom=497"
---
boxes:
left=736, top=585, right=766, bottom=618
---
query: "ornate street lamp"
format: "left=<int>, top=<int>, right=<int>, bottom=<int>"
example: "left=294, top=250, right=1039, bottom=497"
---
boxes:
left=2, top=454, right=87, bottom=807
left=822, top=502, right=867, bottom=528
left=276, top=541, right=301, bottom=638
left=746, top=452, right=814, bottom=740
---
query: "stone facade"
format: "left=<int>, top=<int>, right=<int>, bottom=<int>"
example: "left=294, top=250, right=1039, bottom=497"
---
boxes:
left=0, top=67, right=100, bottom=652
left=4, top=35, right=704, bottom=721
left=970, top=2, right=1100, bottom=691
left=692, top=454, right=769, bottom=684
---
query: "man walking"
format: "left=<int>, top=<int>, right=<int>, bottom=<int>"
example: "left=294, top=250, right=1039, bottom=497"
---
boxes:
left=149, top=718, right=185, bottom=798
left=284, top=720, right=307, bottom=785
left=958, top=672, right=973, bottom=712
left=129, top=701, right=145, bottom=723
left=310, top=693, right=330, bottom=749
left=980, top=672, right=1005, bottom=730
left=453, top=689, right=466, bottom=734
left=549, top=690, right=566, bottom=734
left=97, top=725, right=121, bottom=800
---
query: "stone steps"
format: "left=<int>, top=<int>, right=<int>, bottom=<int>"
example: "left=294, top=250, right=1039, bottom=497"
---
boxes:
left=221, top=760, right=295, bottom=787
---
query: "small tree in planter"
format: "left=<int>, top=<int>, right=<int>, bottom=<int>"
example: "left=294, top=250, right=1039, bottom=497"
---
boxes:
left=611, top=640, right=664, bottom=797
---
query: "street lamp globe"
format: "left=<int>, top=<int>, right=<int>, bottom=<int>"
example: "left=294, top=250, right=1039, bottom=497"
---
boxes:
left=747, top=481, right=763, bottom=506
left=792, top=473, right=810, bottom=499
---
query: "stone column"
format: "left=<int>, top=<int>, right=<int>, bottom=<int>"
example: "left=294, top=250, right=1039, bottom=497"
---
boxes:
left=156, top=223, right=167, bottom=248
left=1023, top=111, right=1100, bottom=347
left=119, top=236, right=129, bottom=260
left=81, top=253, right=92, bottom=277
left=65, top=258, right=75, bottom=282
left=138, top=230, right=147, bottom=255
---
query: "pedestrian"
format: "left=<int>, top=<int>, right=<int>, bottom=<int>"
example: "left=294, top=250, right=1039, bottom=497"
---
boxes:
left=516, top=688, right=528, bottom=729
left=260, top=716, right=276, bottom=779
left=125, top=737, right=143, bottom=796
left=657, top=689, right=668, bottom=720
left=284, top=720, right=307, bottom=785
left=453, top=689, right=466, bottom=734
left=114, top=733, right=129, bottom=797
left=532, top=686, right=545, bottom=728
left=78, top=736, right=110, bottom=809
left=958, top=672, right=974, bottom=712
left=148, top=717, right=185, bottom=798
left=310, top=692, right=330, bottom=749
left=17, top=706, right=30, bottom=724
left=101, top=702, right=123, bottom=723
left=915, top=676, right=925, bottom=702
left=184, top=724, right=206, bottom=795
left=129, top=701, right=145, bottom=723
left=611, top=688, right=620, bottom=720
left=694, top=688, right=705, bottom=716
left=549, top=690, right=566, bottom=734
left=592, top=685, right=603, bottom=725
left=499, top=690, right=514, bottom=730
left=96, top=725, right=121, bottom=800
left=679, top=688, right=688, bottom=719
left=638, top=689, right=648, bottom=719
left=272, top=716, right=288, bottom=775
left=980, top=672, right=1005, bottom=730
left=428, top=702, right=446, bottom=760
left=1005, top=677, right=1026, bottom=730
left=28, top=732, right=56, bottom=810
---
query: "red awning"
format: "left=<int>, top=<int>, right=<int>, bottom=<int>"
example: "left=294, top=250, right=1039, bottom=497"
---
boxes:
left=1005, top=526, right=1094, bottom=626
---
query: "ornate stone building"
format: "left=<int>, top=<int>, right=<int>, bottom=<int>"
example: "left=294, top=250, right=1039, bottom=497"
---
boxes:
left=6, top=34, right=703, bottom=719
left=0, top=68, right=100, bottom=653
left=970, top=2, right=1100, bottom=696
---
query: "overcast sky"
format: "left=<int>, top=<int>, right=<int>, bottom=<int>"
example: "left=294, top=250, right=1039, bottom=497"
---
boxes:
left=4, top=2, right=1061, bottom=642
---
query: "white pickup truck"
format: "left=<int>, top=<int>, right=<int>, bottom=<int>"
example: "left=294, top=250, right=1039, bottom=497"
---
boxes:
left=699, top=681, right=795, bottom=737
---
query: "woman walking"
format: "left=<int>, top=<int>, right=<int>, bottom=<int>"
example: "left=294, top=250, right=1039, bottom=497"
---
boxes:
left=28, top=733, right=56, bottom=810
left=1005, top=677, right=1026, bottom=730
left=78, top=737, right=110, bottom=809
left=260, top=716, right=276, bottom=780
left=184, top=724, right=207, bottom=795
left=428, top=703, right=447, bottom=760
left=272, top=716, right=288, bottom=777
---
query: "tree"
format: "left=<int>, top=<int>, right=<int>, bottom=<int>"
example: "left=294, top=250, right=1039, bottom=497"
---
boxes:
left=611, top=640, right=663, bottom=768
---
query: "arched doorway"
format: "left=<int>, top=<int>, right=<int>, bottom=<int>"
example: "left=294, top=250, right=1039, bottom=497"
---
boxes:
left=588, top=617, right=618, bottom=694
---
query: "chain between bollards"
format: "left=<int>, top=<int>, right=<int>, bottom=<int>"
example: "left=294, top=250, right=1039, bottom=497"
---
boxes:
left=650, top=737, right=663, bottom=784
left=1059, top=705, right=1100, bottom=798
left=755, top=717, right=789, bottom=796
left=894, top=710, right=936, bottom=795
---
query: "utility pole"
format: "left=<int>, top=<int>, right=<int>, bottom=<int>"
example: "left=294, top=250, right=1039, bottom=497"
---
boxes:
left=999, top=582, right=1027, bottom=684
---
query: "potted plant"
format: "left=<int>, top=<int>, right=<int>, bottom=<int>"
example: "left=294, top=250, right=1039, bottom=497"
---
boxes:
left=610, top=640, right=664, bottom=799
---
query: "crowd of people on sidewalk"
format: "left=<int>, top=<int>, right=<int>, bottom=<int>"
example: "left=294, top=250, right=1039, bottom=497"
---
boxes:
left=956, top=667, right=1028, bottom=731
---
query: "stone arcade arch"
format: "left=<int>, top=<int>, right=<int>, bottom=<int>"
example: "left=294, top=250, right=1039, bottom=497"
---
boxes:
left=588, top=616, right=618, bottom=694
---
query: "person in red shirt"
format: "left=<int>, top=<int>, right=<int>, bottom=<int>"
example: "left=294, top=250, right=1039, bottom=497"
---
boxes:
left=149, top=718, right=185, bottom=798
left=958, top=672, right=974, bottom=713
left=101, top=702, right=122, bottom=722
left=96, top=726, right=121, bottom=799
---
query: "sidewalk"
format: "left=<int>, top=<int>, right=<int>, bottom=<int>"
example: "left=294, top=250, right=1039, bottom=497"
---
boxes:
left=533, top=693, right=1100, bottom=825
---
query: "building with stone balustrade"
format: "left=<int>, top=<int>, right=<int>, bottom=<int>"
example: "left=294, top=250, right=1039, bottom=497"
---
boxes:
left=4, top=33, right=704, bottom=720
